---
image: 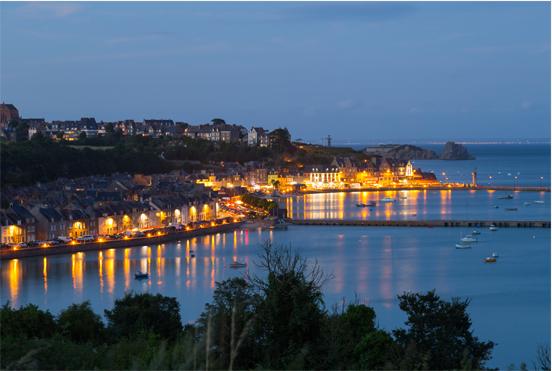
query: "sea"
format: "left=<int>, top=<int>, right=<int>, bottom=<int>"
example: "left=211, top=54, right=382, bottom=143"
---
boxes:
left=1, top=143, right=550, bottom=368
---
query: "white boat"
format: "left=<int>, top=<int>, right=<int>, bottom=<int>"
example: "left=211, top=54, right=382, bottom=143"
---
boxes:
left=381, top=197, right=395, bottom=203
left=230, top=261, right=247, bottom=269
left=524, top=202, right=531, bottom=206
left=471, top=230, right=481, bottom=235
left=489, top=225, right=498, bottom=231
left=461, top=236, right=477, bottom=243
left=533, top=200, right=545, bottom=204
left=491, top=252, right=499, bottom=258
left=455, top=242, right=472, bottom=249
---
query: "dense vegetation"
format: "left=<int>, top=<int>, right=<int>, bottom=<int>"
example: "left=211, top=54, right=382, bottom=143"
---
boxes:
left=241, top=194, right=278, bottom=212
left=0, top=244, right=515, bottom=370
left=1, top=135, right=175, bottom=187
left=1, top=126, right=373, bottom=188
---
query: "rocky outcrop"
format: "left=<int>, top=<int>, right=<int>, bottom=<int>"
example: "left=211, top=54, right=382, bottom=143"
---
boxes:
left=440, top=141, right=474, bottom=160
left=385, top=145, right=438, bottom=160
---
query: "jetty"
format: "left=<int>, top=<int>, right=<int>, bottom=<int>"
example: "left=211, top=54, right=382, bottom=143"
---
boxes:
left=290, top=219, right=550, bottom=228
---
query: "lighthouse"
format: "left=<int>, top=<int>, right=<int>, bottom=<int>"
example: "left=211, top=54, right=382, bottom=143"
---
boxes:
left=471, top=169, right=477, bottom=187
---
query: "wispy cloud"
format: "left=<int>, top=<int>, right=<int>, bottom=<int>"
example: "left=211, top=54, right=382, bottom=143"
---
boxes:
left=15, top=2, right=82, bottom=19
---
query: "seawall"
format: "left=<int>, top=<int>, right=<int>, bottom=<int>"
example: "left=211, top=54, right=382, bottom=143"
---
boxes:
left=1, top=221, right=244, bottom=261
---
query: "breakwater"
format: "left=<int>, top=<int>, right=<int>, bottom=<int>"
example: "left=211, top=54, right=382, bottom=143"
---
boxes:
left=0, top=221, right=244, bottom=260
left=290, top=219, right=551, bottom=228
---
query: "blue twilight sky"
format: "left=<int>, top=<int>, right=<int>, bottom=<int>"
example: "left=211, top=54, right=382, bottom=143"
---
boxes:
left=0, top=2, right=550, bottom=143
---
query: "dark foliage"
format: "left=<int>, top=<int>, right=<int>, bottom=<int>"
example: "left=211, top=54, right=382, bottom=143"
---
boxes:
left=0, top=249, right=498, bottom=370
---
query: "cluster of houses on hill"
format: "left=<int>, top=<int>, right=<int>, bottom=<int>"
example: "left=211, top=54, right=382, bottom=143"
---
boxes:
left=1, top=173, right=220, bottom=245
left=0, top=103, right=271, bottom=147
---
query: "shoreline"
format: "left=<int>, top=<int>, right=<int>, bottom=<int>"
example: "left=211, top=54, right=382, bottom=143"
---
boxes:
left=290, top=219, right=551, bottom=228
left=0, top=221, right=244, bottom=261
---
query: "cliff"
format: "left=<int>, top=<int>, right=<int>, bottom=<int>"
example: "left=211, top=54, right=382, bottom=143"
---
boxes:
left=440, top=141, right=475, bottom=160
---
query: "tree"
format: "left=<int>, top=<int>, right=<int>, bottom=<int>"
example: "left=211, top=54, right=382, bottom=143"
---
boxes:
left=354, top=329, right=396, bottom=369
left=393, top=291, right=494, bottom=370
left=211, top=118, right=226, bottom=125
left=78, top=131, right=87, bottom=141
left=268, top=127, right=292, bottom=152
left=251, top=243, right=329, bottom=368
left=104, top=293, right=183, bottom=341
left=197, top=278, right=260, bottom=370
left=0, top=303, right=58, bottom=339
left=14, top=121, right=29, bottom=142
left=57, top=301, right=105, bottom=344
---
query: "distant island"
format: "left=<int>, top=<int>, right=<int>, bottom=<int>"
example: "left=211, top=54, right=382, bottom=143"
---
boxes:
left=364, top=141, right=474, bottom=161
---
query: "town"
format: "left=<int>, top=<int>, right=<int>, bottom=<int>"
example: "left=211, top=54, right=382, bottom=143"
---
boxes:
left=1, top=103, right=463, bottom=250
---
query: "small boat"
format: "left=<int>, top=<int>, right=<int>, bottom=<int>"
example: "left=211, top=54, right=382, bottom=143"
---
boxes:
left=190, top=253, right=196, bottom=258
left=367, top=201, right=377, bottom=207
left=484, top=257, right=497, bottom=263
left=471, top=230, right=481, bottom=235
left=399, top=196, right=408, bottom=200
left=356, top=203, right=368, bottom=207
left=489, top=225, right=498, bottom=231
left=533, top=200, right=545, bottom=204
left=461, top=236, right=477, bottom=243
left=505, top=208, right=518, bottom=211
left=134, top=272, right=149, bottom=280
left=491, top=252, right=499, bottom=258
left=498, top=194, right=513, bottom=200
left=524, top=202, right=531, bottom=206
left=230, top=261, right=247, bottom=269
left=493, top=205, right=499, bottom=209
left=455, top=242, right=472, bottom=249
left=381, top=197, right=395, bottom=203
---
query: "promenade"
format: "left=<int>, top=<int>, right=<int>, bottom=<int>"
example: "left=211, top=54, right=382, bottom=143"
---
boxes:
left=290, top=219, right=551, bottom=228
left=0, top=221, right=244, bottom=261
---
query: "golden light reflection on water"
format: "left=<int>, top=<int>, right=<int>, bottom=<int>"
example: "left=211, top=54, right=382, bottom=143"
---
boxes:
left=71, top=252, right=85, bottom=294
left=43, top=257, right=48, bottom=292
left=96, top=251, right=103, bottom=293
left=105, top=249, right=115, bottom=294
left=9, top=259, right=20, bottom=305
left=124, top=248, right=131, bottom=290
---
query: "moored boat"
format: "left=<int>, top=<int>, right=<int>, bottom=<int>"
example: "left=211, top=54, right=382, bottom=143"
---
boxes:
left=498, top=194, right=513, bottom=200
left=381, top=197, right=395, bottom=203
left=489, top=224, right=498, bottom=231
left=455, top=242, right=472, bottom=249
left=134, top=272, right=149, bottom=279
left=461, top=235, right=477, bottom=243
left=484, top=257, right=497, bottom=263
left=230, top=261, right=247, bottom=269
left=471, top=230, right=481, bottom=235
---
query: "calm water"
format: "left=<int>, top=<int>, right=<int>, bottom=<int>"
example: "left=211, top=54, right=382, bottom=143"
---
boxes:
left=413, top=144, right=550, bottom=187
left=285, top=189, right=550, bottom=221
left=1, top=226, right=549, bottom=368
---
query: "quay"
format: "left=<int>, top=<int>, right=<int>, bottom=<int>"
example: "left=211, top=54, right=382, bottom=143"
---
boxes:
left=0, top=221, right=244, bottom=261
left=290, top=219, right=551, bottom=228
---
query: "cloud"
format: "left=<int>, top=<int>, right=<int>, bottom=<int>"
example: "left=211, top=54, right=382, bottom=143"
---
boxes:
left=15, top=2, right=82, bottom=18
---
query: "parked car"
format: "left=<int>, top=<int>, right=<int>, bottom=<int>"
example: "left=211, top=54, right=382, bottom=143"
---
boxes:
left=77, top=235, right=95, bottom=243
left=57, top=236, right=72, bottom=243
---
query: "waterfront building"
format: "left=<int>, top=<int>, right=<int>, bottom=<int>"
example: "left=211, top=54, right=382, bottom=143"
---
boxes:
left=0, top=205, right=36, bottom=244
left=304, top=165, right=341, bottom=188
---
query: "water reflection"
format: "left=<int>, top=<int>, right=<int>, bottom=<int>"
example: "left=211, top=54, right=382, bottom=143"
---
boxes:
left=286, top=189, right=550, bottom=221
